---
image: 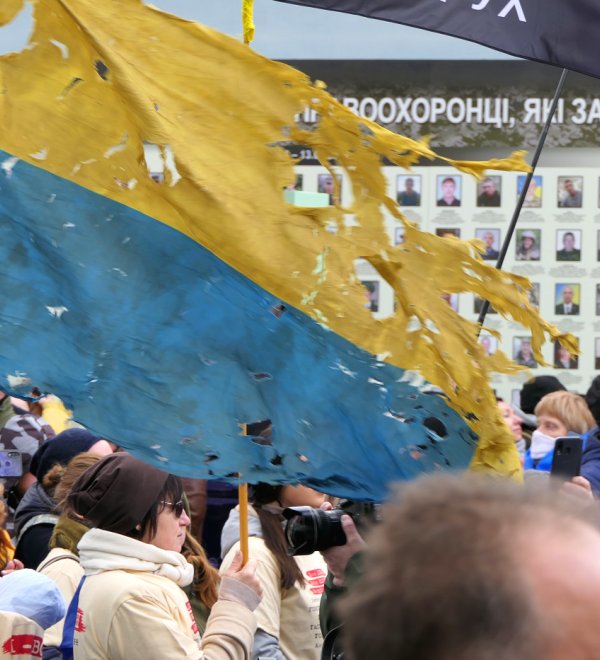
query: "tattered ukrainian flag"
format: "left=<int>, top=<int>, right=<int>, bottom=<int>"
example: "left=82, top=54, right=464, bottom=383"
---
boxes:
left=0, top=0, right=574, bottom=500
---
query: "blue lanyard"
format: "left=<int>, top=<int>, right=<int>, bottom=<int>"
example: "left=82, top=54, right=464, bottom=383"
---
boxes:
left=59, top=576, right=86, bottom=660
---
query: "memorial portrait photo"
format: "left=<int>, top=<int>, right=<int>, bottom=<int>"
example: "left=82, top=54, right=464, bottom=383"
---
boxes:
left=555, top=284, right=580, bottom=315
left=515, top=229, right=541, bottom=261
left=318, top=173, right=342, bottom=205
left=554, top=340, right=578, bottom=369
left=557, top=176, right=583, bottom=208
left=479, top=335, right=498, bottom=357
left=475, top=228, right=500, bottom=261
left=556, top=230, right=581, bottom=262
left=397, top=175, right=422, bottom=207
left=441, top=292, right=459, bottom=312
left=437, top=175, right=461, bottom=207
left=436, top=228, right=461, bottom=239
left=513, top=337, right=537, bottom=368
left=362, top=281, right=379, bottom=313
left=476, top=176, right=502, bottom=207
left=518, top=175, right=542, bottom=208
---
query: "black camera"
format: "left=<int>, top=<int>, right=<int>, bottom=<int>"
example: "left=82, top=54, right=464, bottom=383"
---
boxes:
left=283, top=500, right=380, bottom=556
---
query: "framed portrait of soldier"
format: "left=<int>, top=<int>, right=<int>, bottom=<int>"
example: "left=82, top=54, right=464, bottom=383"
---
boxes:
left=397, top=175, right=422, bottom=207
left=554, top=340, right=578, bottom=370
left=518, top=175, right=542, bottom=208
left=596, top=285, right=600, bottom=316
left=285, top=174, right=303, bottom=192
left=436, top=228, right=461, bottom=239
left=441, top=293, right=458, bottom=312
left=394, top=228, right=405, bottom=245
left=476, top=176, right=502, bottom=207
left=597, top=231, right=600, bottom=261
left=556, top=230, right=582, bottom=262
left=318, top=174, right=342, bottom=205
left=513, top=337, right=537, bottom=368
left=555, top=283, right=580, bottom=316
left=474, top=295, right=496, bottom=315
left=436, top=175, right=461, bottom=207
left=557, top=176, right=583, bottom=208
left=479, top=335, right=498, bottom=357
left=475, top=228, right=500, bottom=261
left=515, top=229, right=541, bottom=261
left=596, top=339, right=600, bottom=369
left=362, top=281, right=379, bottom=313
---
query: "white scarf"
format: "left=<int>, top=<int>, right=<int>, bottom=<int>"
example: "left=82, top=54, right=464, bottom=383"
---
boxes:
left=530, top=430, right=557, bottom=461
left=78, top=528, right=194, bottom=587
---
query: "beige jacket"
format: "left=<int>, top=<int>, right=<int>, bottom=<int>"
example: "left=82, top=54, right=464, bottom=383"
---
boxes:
left=37, top=548, right=84, bottom=648
left=220, top=508, right=327, bottom=660
left=74, top=528, right=258, bottom=660
left=0, top=611, right=44, bottom=660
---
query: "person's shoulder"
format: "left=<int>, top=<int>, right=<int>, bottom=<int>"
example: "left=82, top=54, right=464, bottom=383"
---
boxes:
left=583, top=430, right=600, bottom=459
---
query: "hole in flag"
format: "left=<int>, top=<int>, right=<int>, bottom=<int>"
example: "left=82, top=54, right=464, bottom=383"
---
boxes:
left=424, top=417, right=447, bottom=438
left=270, top=304, right=286, bottom=318
left=250, top=372, right=272, bottom=382
left=245, top=420, right=272, bottom=446
left=94, top=60, right=109, bottom=81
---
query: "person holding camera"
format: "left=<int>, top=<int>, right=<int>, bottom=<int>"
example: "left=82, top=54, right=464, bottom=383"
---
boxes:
left=220, top=484, right=328, bottom=660
left=317, top=504, right=366, bottom=660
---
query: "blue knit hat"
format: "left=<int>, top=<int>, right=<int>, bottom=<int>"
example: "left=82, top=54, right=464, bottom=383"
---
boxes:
left=30, top=428, right=101, bottom=481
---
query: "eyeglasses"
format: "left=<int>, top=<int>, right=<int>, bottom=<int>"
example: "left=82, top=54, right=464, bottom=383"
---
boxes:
left=160, top=500, right=184, bottom=518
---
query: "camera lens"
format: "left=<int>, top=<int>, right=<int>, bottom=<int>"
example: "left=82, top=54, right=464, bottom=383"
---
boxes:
left=284, top=506, right=348, bottom=555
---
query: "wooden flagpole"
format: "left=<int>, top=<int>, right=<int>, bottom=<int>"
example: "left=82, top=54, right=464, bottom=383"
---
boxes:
left=237, top=1, right=255, bottom=567
left=238, top=483, right=250, bottom=566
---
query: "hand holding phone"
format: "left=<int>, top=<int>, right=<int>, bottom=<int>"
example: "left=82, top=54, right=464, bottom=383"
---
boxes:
left=550, top=437, right=583, bottom=482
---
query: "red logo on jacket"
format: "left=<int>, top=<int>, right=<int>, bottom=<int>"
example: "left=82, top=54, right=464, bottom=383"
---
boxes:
left=2, top=634, right=43, bottom=657
left=75, top=608, right=86, bottom=633
left=186, top=601, right=199, bottom=635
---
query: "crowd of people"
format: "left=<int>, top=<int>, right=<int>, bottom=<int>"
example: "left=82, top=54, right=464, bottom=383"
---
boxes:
left=0, top=374, right=599, bottom=659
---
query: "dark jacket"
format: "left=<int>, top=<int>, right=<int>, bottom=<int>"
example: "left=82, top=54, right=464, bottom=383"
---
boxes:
left=320, top=552, right=364, bottom=659
left=14, top=482, right=58, bottom=569
left=581, top=428, right=600, bottom=497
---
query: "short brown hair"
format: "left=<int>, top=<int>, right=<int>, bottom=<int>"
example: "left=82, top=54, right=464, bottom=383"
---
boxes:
left=535, top=390, right=595, bottom=435
left=55, top=452, right=102, bottom=518
left=342, top=475, right=589, bottom=660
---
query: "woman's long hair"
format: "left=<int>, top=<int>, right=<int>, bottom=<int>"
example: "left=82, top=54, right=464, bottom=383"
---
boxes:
left=0, top=484, right=9, bottom=571
left=182, top=531, right=219, bottom=609
left=253, top=484, right=305, bottom=590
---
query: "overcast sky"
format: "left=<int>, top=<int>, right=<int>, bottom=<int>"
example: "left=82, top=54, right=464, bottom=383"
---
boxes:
left=1, top=0, right=514, bottom=60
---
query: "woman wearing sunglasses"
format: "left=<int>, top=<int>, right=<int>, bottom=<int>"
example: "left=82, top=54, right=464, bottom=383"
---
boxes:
left=64, top=452, right=262, bottom=659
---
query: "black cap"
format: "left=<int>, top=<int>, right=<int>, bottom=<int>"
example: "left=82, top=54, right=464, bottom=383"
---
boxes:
left=520, top=376, right=566, bottom=415
left=586, top=376, right=600, bottom=426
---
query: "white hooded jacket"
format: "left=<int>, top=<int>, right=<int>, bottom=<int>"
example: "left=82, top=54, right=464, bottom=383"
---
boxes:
left=73, top=528, right=258, bottom=660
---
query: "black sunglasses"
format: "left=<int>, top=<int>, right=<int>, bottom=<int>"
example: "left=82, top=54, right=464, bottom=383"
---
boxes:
left=160, top=500, right=184, bottom=518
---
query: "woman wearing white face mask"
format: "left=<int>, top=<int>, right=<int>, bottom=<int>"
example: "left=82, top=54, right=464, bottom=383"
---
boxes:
left=524, top=391, right=595, bottom=471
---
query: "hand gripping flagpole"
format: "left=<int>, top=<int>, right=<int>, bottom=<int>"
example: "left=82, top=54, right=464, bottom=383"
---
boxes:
left=477, top=68, right=569, bottom=329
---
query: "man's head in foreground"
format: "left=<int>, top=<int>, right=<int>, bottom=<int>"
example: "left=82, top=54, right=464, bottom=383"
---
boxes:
left=343, top=475, right=600, bottom=660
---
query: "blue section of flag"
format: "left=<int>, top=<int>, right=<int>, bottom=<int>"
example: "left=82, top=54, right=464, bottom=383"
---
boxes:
left=0, top=152, right=476, bottom=500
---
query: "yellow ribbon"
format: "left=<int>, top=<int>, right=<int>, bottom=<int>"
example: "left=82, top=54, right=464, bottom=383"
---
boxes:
left=242, top=0, right=255, bottom=44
